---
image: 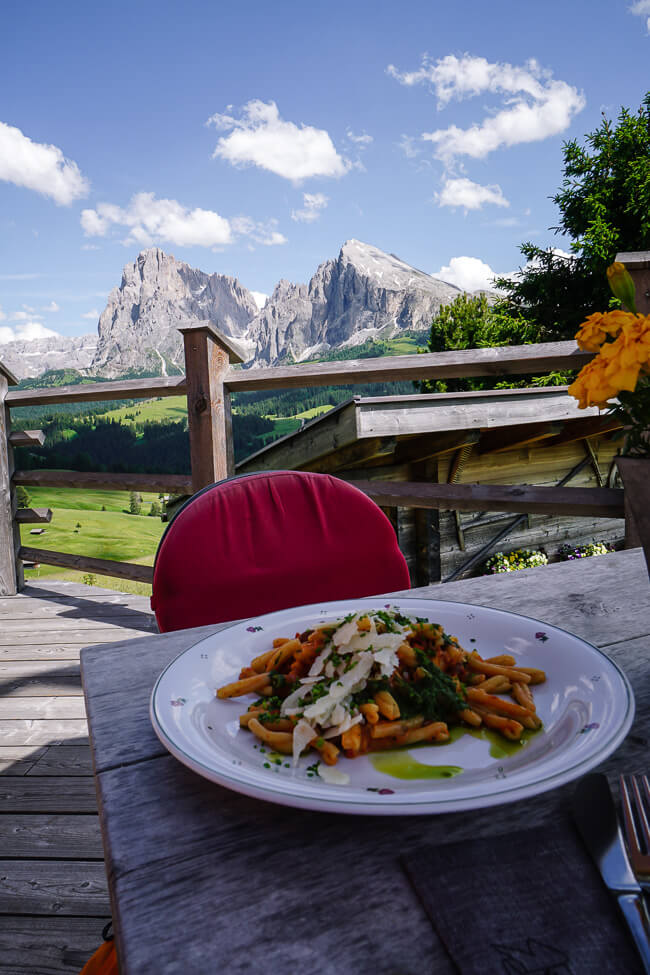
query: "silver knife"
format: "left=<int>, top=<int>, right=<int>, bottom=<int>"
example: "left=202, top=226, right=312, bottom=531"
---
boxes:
left=572, top=772, right=650, bottom=974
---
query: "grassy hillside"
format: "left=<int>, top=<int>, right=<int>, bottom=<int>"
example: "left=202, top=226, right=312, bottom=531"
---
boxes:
left=21, top=487, right=166, bottom=595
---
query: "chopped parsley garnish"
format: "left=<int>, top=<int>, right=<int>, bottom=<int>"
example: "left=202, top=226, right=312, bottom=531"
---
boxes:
left=310, top=683, right=328, bottom=703
left=391, top=651, right=465, bottom=721
left=270, top=673, right=288, bottom=691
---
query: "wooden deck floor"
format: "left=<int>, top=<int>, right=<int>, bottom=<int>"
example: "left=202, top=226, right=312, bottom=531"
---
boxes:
left=0, top=580, right=157, bottom=974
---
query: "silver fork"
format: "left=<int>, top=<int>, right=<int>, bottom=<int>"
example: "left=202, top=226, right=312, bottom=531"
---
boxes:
left=620, top=775, right=650, bottom=893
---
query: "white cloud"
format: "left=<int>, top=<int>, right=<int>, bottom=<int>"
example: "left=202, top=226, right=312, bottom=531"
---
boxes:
left=398, top=134, right=421, bottom=159
left=0, top=321, right=60, bottom=344
left=346, top=129, right=373, bottom=146
left=82, top=308, right=99, bottom=319
left=388, top=54, right=585, bottom=162
left=434, top=256, right=500, bottom=292
left=81, top=192, right=287, bottom=249
left=230, top=216, right=287, bottom=246
left=436, top=177, right=509, bottom=210
left=629, top=0, right=650, bottom=30
left=208, top=100, right=350, bottom=182
left=11, top=309, right=43, bottom=321
left=42, top=301, right=59, bottom=312
left=0, top=121, right=89, bottom=205
left=251, top=291, right=268, bottom=310
left=0, top=305, right=5, bottom=321
left=81, top=192, right=233, bottom=248
left=291, top=192, right=329, bottom=223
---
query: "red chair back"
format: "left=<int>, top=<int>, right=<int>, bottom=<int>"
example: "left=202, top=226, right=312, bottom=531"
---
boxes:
left=151, top=471, right=410, bottom=632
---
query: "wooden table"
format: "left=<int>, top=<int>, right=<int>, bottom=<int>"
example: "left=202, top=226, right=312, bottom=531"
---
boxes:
left=81, top=549, right=650, bottom=974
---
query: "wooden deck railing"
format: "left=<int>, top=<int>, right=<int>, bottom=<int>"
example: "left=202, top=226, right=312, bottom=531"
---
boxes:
left=3, top=244, right=649, bottom=596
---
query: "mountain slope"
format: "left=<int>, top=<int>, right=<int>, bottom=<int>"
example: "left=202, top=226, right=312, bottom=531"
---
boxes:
left=247, top=240, right=461, bottom=365
left=90, top=247, right=259, bottom=377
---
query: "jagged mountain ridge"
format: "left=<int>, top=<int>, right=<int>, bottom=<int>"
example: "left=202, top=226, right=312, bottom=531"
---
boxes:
left=91, top=248, right=259, bottom=378
left=248, top=239, right=461, bottom=365
left=2, top=241, right=464, bottom=380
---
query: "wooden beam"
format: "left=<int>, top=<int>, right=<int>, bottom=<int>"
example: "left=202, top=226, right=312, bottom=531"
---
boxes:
left=347, top=479, right=625, bottom=518
left=224, top=341, right=591, bottom=392
left=8, top=430, right=45, bottom=447
left=15, top=508, right=52, bottom=524
left=478, top=422, right=562, bottom=455
left=5, top=375, right=187, bottom=408
left=617, top=458, right=650, bottom=573
left=18, top=547, right=154, bottom=584
left=180, top=322, right=241, bottom=490
left=13, top=470, right=193, bottom=493
left=616, top=251, right=650, bottom=314
left=393, top=430, right=479, bottom=465
left=0, top=361, right=18, bottom=386
left=542, top=415, right=623, bottom=447
left=299, top=437, right=396, bottom=474
left=0, top=376, right=18, bottom=594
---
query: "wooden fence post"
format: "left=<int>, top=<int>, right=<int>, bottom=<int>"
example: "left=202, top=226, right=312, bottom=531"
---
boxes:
left=616, top=251, right=650, bottom=314
left=179, top=322, right=244, bottom=493
left=0, top=361, right=21, bottom=594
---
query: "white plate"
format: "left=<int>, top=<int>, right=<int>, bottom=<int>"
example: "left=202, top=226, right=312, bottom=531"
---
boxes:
left=150, top=597, right=634, bottom=815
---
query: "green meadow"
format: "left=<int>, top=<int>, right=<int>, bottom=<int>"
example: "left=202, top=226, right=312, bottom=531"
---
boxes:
left=21, top=487, right=166, bottom=595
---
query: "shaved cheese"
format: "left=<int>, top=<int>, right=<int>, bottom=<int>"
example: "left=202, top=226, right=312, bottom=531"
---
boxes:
left=303, top=653, right=374, bottom=725
left=372, top=647, right=400, bottom=677
left=332, top=616, right=361, bottom=647
left=322, top=712, right=363, bottom=739
left=317, top=764, right=350, bottom=786
left=281, top=685, right=307, bottom=712
left=292, top=719, right=317, bottom=765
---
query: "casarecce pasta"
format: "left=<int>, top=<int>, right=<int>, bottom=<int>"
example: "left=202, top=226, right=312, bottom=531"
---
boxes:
left=217, top=609, right=545, bottom=767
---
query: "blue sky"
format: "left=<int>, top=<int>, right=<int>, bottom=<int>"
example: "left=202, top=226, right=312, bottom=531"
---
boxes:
left=1, top=0, right=649, bottom=343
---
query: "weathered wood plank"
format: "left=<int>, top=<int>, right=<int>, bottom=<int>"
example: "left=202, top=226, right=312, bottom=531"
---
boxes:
left=478, top=421, right=562, bottom=454
left=0, top=625, right=152, bottom=646
left=298, top=436, right=396, bottom=474
left=0, top=697, right=87, bottom=719
left=0, top=378, right=17, bottom=595
left=349, top=479, right=625, bottom=518
left=6, top=374, right=187, bottom=407
left=19, top=548, right=154, bottom=583
left=0, top=646, right=84, bottom=661
left=394, top=430, right=479, bottom=466
left=225, top=340, right=592, bottom=391
left=618, top=458, right=650, bottom=573
left=27, top=745, right=94, bottom=777
left=16, top=507, right=53, bottom=524
left=0, top=745, right=48, bottom=775
left=0, top=916, right=110, bottom=974
left=8, top=429, right=45, bottom=447
left=181, top=322, right=238, bottom=489
left=542, top=415, right=623, bottom=447
left=0, top=662, right=83, bottom=696
left=0, top=720, right=88, bottom=746
left=0, top=860, right=109, bottom=915
left=237, top=401, right=359, bottom=473
left=0, top=814, right=104, bottom=858
left=14, top=470, right=192, bottom=493
left=0, top=776, right=98, bottom=812
left=0, top=612, right=156, bottom=632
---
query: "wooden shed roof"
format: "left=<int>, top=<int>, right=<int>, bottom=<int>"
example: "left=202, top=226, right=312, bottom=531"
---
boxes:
left=237, top=385, right=620, bottom=475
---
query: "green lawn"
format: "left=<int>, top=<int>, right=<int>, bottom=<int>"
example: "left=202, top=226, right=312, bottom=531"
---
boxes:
left=97, top=395, right=188, bottom=425
left=25, top=486, right=164, bottom=513
left=20, top=487, right=166, bottom=595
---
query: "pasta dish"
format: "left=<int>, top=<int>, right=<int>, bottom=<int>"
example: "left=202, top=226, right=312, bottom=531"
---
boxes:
left=217, top=609, right=545, bottom=769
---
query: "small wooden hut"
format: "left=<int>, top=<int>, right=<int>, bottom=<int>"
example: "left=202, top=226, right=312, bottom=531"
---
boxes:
left=237, top=386, right=624, bottom=585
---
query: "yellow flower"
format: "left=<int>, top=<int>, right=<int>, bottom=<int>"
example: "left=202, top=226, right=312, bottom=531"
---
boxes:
left=574, top=310, right=635, bottom=352
left=568, top=356, right=620, bottom=409
left=607, top=262, right=638, bottom=313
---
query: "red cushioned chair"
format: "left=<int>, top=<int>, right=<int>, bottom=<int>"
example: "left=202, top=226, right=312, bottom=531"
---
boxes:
left=151, top=470, right=410, bottom=633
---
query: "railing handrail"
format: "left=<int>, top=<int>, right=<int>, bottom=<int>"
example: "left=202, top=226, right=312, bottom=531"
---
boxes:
left=0, top=329, right=627, bottom=595
left=4, top=339, right=590, bottom=408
